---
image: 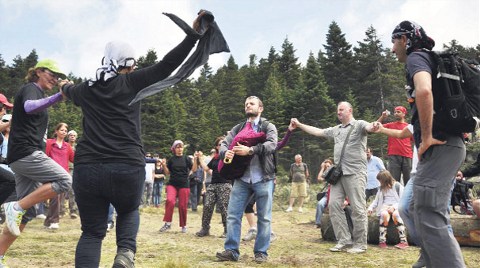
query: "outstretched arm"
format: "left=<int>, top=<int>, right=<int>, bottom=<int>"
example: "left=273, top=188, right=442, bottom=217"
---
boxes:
left=291, top=118, right=325, bottom=137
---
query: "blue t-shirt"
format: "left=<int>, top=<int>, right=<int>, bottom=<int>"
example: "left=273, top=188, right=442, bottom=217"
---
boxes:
left=366, top=155, right=385, bottom=190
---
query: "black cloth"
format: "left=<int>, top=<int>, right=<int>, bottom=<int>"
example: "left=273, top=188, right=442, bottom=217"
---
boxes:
left=207, top=157, right=229, bottom=184
left=129, top=10, right=230, bottom=104
left=167, top=155, right=193, bottom=188
left=8, top=83, right=48, bottom=164
left=63, top=36, right=197, bottom=167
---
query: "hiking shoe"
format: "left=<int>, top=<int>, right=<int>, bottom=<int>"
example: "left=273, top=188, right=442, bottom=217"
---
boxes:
left=216, top=250, right=238, bottom=262
left=242, top=228, right=257, bottom=241
left=159, top=223, right=171, bottom=233
left=394, top=242, right=409, bottom=249
left=3, top=202, right=25, bottom=237
left=285, top=207, right=293, bottom=212
left=196, top=228, right=210, bottom=237
left=379, top=242, right=387, bottom=249
left=329, top=243, right=352, bottom=252
left=181, top=226, right=188, bottom=233
left=112, top=248, right=135, bottom=268
left=347, top=247, right=366, bottom=254
left=412, top=250, right=426, bottom=268
left=254, top=252, right=268, bottom=263
left=70, top=213, right=78, bottom=219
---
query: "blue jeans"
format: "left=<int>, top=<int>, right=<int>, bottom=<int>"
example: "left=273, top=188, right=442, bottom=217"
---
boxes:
left=108, top=203, right=115, bottom=224
left=225, top=179, right=274, bottom=258
left=152, top=181, right=164, bottom=206
left=73, top=163, right=145, bottom=268
left=315, top=196, right=328, bottom=225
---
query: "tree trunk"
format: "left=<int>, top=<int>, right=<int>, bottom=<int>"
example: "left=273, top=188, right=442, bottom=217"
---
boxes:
left=320, top=213, right=480, bottom=247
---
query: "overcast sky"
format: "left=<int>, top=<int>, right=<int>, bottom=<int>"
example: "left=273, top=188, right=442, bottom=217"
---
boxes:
left=1, top=0, right=479, bottom=79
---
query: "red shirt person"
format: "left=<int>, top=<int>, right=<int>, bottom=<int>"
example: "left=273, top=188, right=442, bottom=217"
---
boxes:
left=377, top=106, right=413, bottom=185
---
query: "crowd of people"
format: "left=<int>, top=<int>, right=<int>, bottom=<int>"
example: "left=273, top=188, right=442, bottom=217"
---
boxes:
left=0, top=17, right=479, bottom=268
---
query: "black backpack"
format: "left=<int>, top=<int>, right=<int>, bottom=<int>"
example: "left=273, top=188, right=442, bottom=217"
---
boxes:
left=429, top=51, right=480, bottom=134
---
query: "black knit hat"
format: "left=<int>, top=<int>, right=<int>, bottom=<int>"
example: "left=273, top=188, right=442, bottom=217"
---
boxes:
left=392, top=20, right=435, bottom=55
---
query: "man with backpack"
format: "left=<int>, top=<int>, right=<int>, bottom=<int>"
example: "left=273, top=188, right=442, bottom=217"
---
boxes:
left=391, top=20, right=466, bottom=267
left=216, top=96, right=277, bottom=263
left=286, top=154, right=310, bottom=213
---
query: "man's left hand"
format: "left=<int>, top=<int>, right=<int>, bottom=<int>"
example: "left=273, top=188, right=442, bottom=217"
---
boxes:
left=418, top=137, right=446, bottom=158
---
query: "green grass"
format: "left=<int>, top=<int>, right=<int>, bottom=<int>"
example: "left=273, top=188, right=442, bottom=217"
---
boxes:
left=3, top=183, right=480, bottom=267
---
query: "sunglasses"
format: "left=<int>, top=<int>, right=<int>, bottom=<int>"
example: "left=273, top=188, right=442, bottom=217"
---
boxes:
left=43, top=69, right=60, bottom=80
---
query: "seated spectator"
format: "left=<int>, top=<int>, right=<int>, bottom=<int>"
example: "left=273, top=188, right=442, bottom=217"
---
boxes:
left=367, top=170, right=408, bottom=249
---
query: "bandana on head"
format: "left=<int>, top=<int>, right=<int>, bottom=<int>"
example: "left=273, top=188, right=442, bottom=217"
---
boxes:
left=395, top=106, right=407, bottom=115
left=89, top=41, right=136, bottom=86
left=171, top=140, right=184, bottom=153
left=392, top=20, right=435, bottom=55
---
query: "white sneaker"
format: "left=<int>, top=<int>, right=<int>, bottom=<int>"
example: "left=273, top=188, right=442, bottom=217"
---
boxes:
left=36, top=214, right=46, bottom=219
left=298, top=207, right=303, bottom=213
left=3, top=202, right=25, bottom=237
left=285, top=207, right=293, bottom=212
left=47, top=223, right=60, bottom=229
left=329, top=243, right=352, bottom=252
left=347, top=247, right=366, bottom=254
left=242, top=228, right=257, bottom=241
left=181, top=226, right=188, bottom=233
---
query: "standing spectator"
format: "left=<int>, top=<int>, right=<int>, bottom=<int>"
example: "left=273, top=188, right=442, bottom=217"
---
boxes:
left=216, top=96, right=277, bottom=263
left=286, top=154, right=310, bottom=213
left=0, top=59, right=72, bottom=267
left=377, top=106, right=413, bottom=185
left=44, top=122, right=75, bottom=230
left=61, top=11, right=207, bottom=267
left=367, top=170, right=408, bottom=249
left=365, top=147, right=386, bottom=201
left=143, top=152, right=155, bottom=207
left=0, top=95, right=15, bottom=205
left=195, top=136, right=231, bottom=238
left=390, top=20, right=466, bottom=267
left=292, top=101, right=376, bottom=254
left=202, top=149, right=215, bottom=206
left=189, top=157, right=204, bottom=212
left=152, top=158, right=165, bottom=208
left=159, top=140, right=198, bottom=233
left=66, top=130, right=78, bottom=219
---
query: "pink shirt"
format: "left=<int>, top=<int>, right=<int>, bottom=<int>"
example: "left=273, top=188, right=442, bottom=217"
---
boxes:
left=46, top=139, right=74, bottom=171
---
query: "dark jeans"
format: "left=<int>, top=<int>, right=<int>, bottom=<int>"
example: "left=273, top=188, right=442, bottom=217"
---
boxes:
left=73, top=163, right=145, bottom=268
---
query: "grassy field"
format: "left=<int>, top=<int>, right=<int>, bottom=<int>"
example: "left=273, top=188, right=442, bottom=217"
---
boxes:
left=3, top=184, right=480, bottom=268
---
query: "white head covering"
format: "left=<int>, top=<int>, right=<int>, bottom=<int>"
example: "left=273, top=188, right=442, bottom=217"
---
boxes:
left=89, top=41, right=136, bottom=86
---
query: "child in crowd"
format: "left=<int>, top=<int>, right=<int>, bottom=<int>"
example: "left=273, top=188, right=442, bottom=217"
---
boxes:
left=367, top=170, right=408, bottom=249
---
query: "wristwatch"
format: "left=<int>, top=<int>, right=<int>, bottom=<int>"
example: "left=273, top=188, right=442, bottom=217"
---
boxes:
left=248, top=147, right=254, bottom=155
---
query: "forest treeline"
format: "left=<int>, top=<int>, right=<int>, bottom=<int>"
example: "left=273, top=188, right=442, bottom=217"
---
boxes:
left=1, top=22, right=479, bottom=177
